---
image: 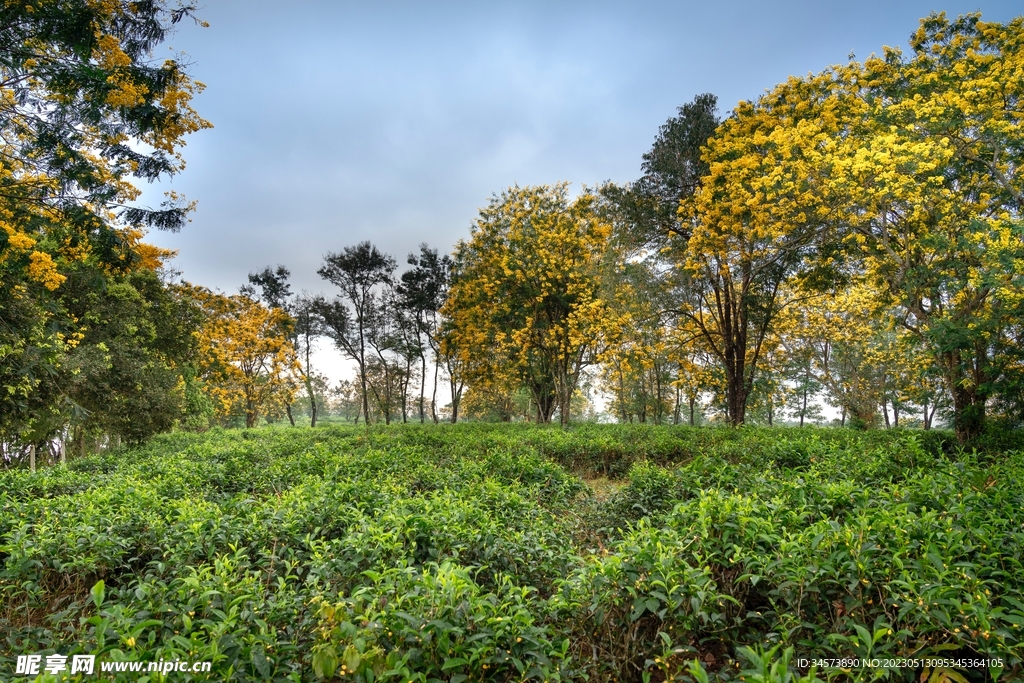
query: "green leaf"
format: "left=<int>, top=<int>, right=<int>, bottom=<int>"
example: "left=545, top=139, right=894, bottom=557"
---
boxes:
left=90, top=580, right=105, bottom=610
left=441, top=658, right=468, bottom=671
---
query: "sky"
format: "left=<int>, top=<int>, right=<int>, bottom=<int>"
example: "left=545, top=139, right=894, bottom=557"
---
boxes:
left=141, top=0, right=1021, bottom=387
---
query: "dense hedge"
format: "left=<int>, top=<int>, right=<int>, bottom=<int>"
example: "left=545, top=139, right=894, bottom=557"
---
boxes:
left=1, top=425, right=1021, bottom=681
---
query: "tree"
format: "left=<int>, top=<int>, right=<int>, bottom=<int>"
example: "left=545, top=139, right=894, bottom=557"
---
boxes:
left=317, top=242, right=397, bottom=425
left=241, top=265, right=326, bottom=428
left=292, top=295, right=325, bottom=426
left=601, top=94, right=720, bottom=246
left=778, top=284, right=885, bottom=428
left=62, top=268, right=201, bottom=444
left=188, top=286, right=298, bottom=428
left=0, top=0, right=209, bottom=447
left=819, top=13, right=1024, bottom=441
left=598, top=258, right=679, bottom=424
left=601, top=91, right=813, bottom=428
left=671, top=76, right=840, bottom=426
left=241, top=265, right=300, bottom=424
left=397, top=244, right=453, bottom=423
left=444, top=185, right=615, bottom=425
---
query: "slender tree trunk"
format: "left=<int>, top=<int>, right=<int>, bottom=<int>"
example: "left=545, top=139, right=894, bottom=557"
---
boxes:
left=840, top=406, right=846, bottom=427
left=359, top=361, right=370, bottom=425
left=419, top=352, right=427, bottom=423
left=449, top=363, right=461, bottom=423
left=401, top=357, right=411, bottom=424
left=431, top=357, right=440, bottom=424
left=286, top=404, right=296, bottom=427
left=357, top=318, right=371, bottom=424
left=638, top=371, right=647, bottom=423
left=689, top=395, right=696, bottom=426
left=617, top=364, right=628, bottom=423
left=800, top=362, right=809, bottom=427
left=304, top=333, right=318, bottom=427
left=654, top=365, right=663, bottom=425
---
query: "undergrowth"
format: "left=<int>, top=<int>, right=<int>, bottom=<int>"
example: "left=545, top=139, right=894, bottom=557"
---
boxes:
left=0, top=425, right=1021, bottom=681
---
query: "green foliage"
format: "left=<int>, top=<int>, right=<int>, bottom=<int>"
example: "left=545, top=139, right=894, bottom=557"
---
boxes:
left=1, top=425, right=1022, bottom=681
left=0, top=0, right=209, bottom=447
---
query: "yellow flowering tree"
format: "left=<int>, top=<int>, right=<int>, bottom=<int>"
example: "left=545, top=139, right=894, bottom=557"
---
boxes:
left=0, top=0, right=210, bottom=443
left=820, top=12, right=1024, bottom=440
left=188, top=287, right=299, bottom=428
left=443, top=184, right=616, bottom=425
left=672, top=71, right=845, bottom=426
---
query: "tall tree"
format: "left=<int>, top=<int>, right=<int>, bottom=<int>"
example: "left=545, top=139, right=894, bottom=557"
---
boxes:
left=242, top=265, right=300, bottom=424
left=62, top=268, right=201, bottom=444
left=602, top=94, right=720, bottom=246
left=397, top=244, right=453, bottom=423
left=317, top=242, right=397, bottom=425
left=820, top=13, right=1024, bottom=441
left=0, top=0, right=209, bottom=445
left=444, top=184, right=615, bottom=425
left=292, top=295, right=325, bottom=426
left=671, top=75, right=843, bottom=426
left=599, top=95, right=723, bottom=425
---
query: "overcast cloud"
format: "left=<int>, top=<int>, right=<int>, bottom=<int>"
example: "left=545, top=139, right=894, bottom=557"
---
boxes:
left=139, top=0, right=1020, bottom=381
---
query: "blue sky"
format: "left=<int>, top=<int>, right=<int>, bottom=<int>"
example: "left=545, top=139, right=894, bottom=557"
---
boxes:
left=145, top=1, right=1020, bottom=296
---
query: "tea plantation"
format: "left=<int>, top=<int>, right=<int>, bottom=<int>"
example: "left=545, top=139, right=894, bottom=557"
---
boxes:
left=1, top=425, right=1022, bottom=682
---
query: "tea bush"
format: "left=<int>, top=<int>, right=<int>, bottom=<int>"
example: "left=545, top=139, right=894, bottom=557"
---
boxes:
left=0, top=424, right=1021, bottom=681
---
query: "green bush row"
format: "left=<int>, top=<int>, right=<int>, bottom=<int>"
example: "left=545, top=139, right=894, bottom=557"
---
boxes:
left=1, top=424, right=1021, bottom=681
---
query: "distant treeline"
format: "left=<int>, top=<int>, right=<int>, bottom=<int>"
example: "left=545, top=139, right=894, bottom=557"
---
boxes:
left=3, top=5, right=1023, bottom=465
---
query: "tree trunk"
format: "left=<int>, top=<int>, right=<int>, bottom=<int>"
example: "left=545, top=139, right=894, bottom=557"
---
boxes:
left=799, top=383, right=808, bottom=427
left=359, top=362, right=371, bottom=425
left=401, top=356, right=411, bottom=424
left=689, top=395, right=696, bottom=426
left=617, top=365, right=628, bottom=423
left=285, top=404, right=296, bottom=427
left=419, top=352, right=427, bottom=423
left=431, top=358, right=440, bottom=424
left=449, top=369, right=461, bottom=424
left=726, top=377, right=748, bottom=427
left=654, top=365, right=663, bottom=425
left=951, top=383, right=985, bottom=443
left=942, top=349, right=987, bottom=443
left=304, top=329, right=318, bottom=427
